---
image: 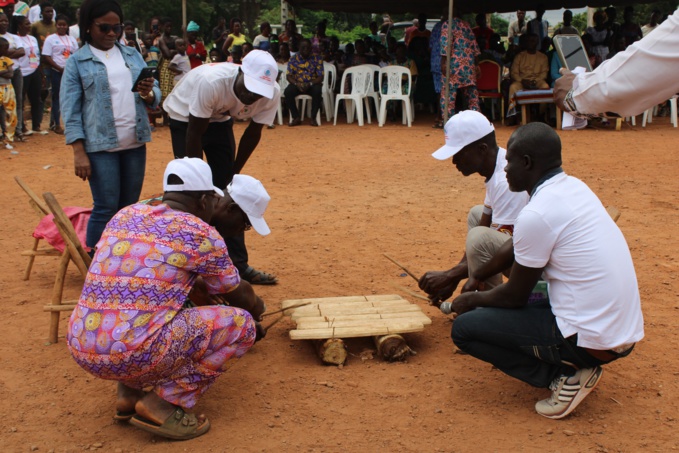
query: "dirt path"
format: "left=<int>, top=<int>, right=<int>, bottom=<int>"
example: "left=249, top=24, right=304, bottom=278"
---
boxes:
left=1, top=116, right=678, bottom=452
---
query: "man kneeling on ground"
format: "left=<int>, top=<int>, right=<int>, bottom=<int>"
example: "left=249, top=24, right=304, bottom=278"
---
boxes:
left=67, top=158, right=272, bottom=440
left=449, top=123, right=644, bottom=419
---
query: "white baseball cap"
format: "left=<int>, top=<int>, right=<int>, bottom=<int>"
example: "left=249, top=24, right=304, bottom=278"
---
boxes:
left=227, top=174, right=271, bottom=236
left=163, top=157, right=224, bottom=196
left=432, top=110, right=495, bottom=160
left=241, top=50, right=277, bottom=100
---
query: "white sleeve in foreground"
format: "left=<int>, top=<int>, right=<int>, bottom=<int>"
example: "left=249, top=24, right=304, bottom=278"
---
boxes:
left=572, top=8, right=679, bottom=117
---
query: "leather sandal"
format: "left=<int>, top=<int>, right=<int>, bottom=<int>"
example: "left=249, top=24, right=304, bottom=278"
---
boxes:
left=129, top=407, right=210, bottom=440
left=241, top=266, right=278, bottom=285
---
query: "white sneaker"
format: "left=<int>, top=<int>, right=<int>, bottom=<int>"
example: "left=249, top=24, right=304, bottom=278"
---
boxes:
left=535, top=366, right=603, bottom=419
left=38, top=130, right=49, bottom=135
left=23, top=129, right=34, bottom=136
left=4, top=142, right=13, bottom=150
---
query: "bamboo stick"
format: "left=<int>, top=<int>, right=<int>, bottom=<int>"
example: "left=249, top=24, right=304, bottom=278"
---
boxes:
left=383, top=253, right=419, bottom=282
left=261, top=301, right=312, bottom=317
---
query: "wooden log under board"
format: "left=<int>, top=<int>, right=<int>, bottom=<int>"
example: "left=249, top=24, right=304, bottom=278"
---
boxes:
left=374, top=334, right=415, bottom=362
left=315, top=338, right=347, bottom=365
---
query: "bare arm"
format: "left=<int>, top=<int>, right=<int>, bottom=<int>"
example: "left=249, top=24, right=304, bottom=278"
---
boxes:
left=233, top=120, right=264, bottom=174
left=452, top=261, right=543, bottom=315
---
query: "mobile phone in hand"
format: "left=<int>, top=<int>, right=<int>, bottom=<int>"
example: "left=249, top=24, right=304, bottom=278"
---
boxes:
left=553, top=35, right=592, bottom=72
left=131, top=67, right=158, bottom=92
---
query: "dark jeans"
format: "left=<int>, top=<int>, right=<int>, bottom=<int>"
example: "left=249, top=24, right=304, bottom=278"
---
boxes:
left=284, top=83, right=322, bottom=120
left=169, top=118, right=249, bottom=273
left=86, top=146, right=146, bottom=248
left=22, top=70, right=43, bottom=132
left=452, top=300, right=620, bottom=389
left=50, top=70, right=62, bottom=128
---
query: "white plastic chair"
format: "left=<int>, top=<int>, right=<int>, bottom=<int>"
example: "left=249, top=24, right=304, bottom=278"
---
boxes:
left=292, top=94, right=322, bottom=125
left=276, top=63, right=288, bottom=126
left=359, top=64, right=381, bottom=124
left=333, top=66, right=370, bottom=126
left=377, top=66, right=412, bottom=127
left=642, top=95, right=677, bottom=128
left=322, top=62, right=337, bottom=122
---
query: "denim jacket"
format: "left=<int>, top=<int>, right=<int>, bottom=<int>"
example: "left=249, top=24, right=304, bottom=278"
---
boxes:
left=61, top=42, right=161, bottom=153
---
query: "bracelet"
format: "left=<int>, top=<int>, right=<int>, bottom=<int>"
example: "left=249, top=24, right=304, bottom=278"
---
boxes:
left=563, top=89, right=578, bottom=113
left=140, top=91, right=154, bottom=101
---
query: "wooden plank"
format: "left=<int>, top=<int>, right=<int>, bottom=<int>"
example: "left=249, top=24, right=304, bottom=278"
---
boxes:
left=295, top=319, right=425, bottom=330
left=364, top=294, right=404, bottom=301
left=290, top=322, right=425, bottom=340
left=296, top=312, right=431, bottom=328
left=281, top=296, right=368, bottom=308
left=287, top=299, right=411, bottom=315
left=291, top=304, right=424, bottom=320
left=370, top=299, right=412, bottom=307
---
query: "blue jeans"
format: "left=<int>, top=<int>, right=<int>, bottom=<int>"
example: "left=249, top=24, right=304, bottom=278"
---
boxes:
left=86, top=146, right=146, bottom=248
left=451, top=300, right=614, bottom=388
left=50, top=70, right=62, bottom=128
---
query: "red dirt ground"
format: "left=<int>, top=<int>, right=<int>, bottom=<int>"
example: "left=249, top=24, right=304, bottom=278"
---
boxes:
left=1, top=114, right=678, bottom=452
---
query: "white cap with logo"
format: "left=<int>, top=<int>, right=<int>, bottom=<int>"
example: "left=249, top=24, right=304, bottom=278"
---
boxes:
left=163, top=157, right=224, bottom=196
left=241, top=49, right=277, bottom=100
left=432, top=110, right=495, bottom=160
left=227, top=174, right=271, bottom=236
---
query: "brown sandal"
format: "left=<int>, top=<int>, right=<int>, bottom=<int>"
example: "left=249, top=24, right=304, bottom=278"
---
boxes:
left=129, top=407, right=210, bottom=440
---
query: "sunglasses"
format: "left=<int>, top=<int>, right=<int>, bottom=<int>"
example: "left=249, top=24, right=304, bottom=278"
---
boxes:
left=95, top=23, right=123, bottom=35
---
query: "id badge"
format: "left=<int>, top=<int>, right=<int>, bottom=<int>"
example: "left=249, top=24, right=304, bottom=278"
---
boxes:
left=63, top=50, right=70, bottom=58
left=28, top=51, right=39, bottom=69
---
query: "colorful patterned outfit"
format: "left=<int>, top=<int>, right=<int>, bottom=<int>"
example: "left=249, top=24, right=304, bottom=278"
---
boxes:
left=0, top=56, right=17, bottom=141
left=67, top=203, right=256, bottom=408
left=439, top=19, right=481, bottom=117
left=429, top=20, right=444, bottom=94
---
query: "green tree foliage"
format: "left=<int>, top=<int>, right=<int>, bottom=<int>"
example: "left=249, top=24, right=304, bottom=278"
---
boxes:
left=490, top=14, right=509, bottom=36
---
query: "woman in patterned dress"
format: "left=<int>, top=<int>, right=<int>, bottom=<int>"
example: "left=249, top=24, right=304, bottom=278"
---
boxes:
left=156, top=17, right=176, bottom=126
left=67, top=159, right=268, bottom=440
left=439, top=14, right=481, bottom=119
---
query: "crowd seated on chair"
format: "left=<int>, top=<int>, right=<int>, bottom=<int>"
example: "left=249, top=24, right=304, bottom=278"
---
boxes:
left=285, top=39, right=324, bottom=127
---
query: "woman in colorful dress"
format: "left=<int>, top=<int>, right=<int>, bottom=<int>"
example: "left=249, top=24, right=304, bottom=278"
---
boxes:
left=429, top=18, right=444, bottom=128
left=41, top=13, right=78, bottom=134
left=439, top=13, right=481, bottom=119
left=156, top=17, right=176, bottom=125
left=67, top=158, right=267, bottom=440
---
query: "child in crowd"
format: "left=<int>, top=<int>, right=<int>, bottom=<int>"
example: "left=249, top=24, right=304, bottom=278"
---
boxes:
left=168, top=38, right=190, bottom=85
left=229, top=44, right=243, bottom=64
left=0, top=37, right=17, bottom=149
left=242, top=42, right=253, bottom=58
left=209, top=48, right=223, bottom=63
left=143, top=33, right=159, bottom=67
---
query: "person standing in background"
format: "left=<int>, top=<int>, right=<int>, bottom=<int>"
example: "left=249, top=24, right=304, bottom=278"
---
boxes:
left=0, top=11, right=25, bottom=142
left=41, top=13, right=77, bottom=134
left=508, top=10, right=526, bottom=45
left=185, top=21, right=206, bottom=69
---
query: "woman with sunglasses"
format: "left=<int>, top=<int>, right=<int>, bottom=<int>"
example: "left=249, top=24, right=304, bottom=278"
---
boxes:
left=60, top=0, right=160, bottom=253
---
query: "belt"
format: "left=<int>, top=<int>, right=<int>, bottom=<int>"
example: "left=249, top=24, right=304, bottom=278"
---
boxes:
left=584, top=343, right=635, bottom=362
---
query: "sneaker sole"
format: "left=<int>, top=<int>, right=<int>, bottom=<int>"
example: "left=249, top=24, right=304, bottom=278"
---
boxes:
left=539, top=367, right=603, bottom=420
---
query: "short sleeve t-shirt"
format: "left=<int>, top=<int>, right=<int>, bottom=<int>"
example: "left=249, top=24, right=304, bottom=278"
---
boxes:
left=16, top=34, right=40, bottom=76
left=252, top=35, right=270, bottom=51
left=170, top=53, right=191, bottom=83
left=163, top=62, right=280, bottom=125
left=513, top=173, right=644, bottom=350
left=483, top=147, right=529, bottom=231
left=42, top=33, right=78, bottom=69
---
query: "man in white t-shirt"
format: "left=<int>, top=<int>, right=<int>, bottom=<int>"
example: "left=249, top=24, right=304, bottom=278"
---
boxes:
left=450, top=122, right=644, bottom=420
left=164, top=49, right=281, bottom=286
left=419, top=111, right=529, bottom=304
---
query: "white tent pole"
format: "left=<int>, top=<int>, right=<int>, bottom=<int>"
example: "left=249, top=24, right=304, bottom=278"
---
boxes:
left=443, top=0, right=453, bottom=123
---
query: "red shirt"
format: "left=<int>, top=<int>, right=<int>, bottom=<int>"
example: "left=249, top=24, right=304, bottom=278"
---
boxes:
left=186, top=41, right=207, bottom=69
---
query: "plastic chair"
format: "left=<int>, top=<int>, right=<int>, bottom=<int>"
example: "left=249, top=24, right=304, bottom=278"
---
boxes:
left=276, top=63, right=288, bottom=126
left=334, top=66, right=371, bottom=126
left=477, top=60, right=504, bottom=125
left=377, top=66, right=412, bottom=127
left=322, top=62, right=337, bottom=122
left=642, top=95, right=678, bottom=128
left=15, top=176, right=62, bottom=280
left=42, top=192, right=92, bottom=344
left=359, top=64, right=381, bottom=124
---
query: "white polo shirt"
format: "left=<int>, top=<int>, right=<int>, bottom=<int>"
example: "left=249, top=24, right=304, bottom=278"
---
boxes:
left=484, top=147, right=529, bottom=229
left=163, top=62, right=280, bottom=125
left=513, top=173, right=644, bottom=350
